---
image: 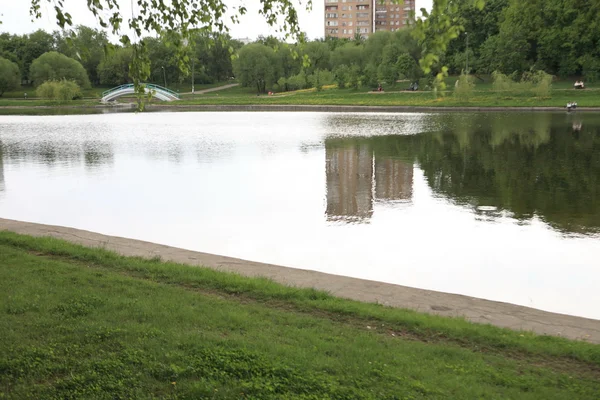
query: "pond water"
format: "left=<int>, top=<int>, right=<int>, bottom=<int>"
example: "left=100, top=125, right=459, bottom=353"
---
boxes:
left=1, top=111, right=599, bottom=319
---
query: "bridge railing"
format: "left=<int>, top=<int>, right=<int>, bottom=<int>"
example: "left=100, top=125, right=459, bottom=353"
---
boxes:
left=101, top=83, right=180, bottom=99
left=102, top=84, right=134, bottom=98
left=145, top=84, right=180, bottom=99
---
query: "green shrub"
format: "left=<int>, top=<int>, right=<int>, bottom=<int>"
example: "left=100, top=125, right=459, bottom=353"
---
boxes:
left=308, top=69, right=334, bottom=91
left=492, top=70, right=553, bottom=97
left=522, top=70, right=553, bottom=97
left=275, top=77, right=287, bottom=92
left=348, top=65, right=362, bottom=89
left=453, top=72, right=475, bottom=100
left=333, top=65, right=350, bottom=89
left=491, top=71, right=513, bottom=91
left=286, top=70, right=308, bottom=91
left=36, top=80, right=82, bottom=101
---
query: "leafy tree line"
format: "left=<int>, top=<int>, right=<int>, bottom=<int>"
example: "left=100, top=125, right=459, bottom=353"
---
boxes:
left=442, top=0, right=600, bottom=80
left=234, top=30, right=424, bottom=93
left=0, top=26, right=242, bottom=90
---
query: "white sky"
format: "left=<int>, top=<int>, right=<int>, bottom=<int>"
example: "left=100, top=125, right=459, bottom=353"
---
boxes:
left=0, top=0, right=432, bottom=41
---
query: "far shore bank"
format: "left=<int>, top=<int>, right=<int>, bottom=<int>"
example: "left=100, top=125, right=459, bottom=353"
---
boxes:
left=1, top=217, right=599, bottom=343
left=1, top=102, right=600, bottom=114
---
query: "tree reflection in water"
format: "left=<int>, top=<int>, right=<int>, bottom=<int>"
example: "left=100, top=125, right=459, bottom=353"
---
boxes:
left=324, top=113, right=600, bottom=235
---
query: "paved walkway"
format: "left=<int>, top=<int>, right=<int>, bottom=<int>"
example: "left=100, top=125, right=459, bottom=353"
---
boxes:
left=180, top=83, right=239, bottom=95
left=1, top=217, right=599, bottom=343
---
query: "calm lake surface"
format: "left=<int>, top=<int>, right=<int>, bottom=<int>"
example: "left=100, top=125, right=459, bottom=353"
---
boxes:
left=1, top=111, right=599, bottom=319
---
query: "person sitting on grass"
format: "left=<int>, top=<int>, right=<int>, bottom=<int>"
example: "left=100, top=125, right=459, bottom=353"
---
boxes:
left=574, top=80, right=585, bottom=89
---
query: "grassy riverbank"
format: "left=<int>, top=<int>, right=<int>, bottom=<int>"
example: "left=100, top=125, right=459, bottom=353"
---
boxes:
left=173, top=82, right=600, bottom=108
left=1, top=231, right=599, bottom=399
left=1, top=79, right=598, bottom=110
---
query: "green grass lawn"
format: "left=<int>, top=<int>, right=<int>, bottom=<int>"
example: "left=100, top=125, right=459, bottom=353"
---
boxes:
left=170, top=82, right=600, bottom=108
left=1, top=77, right=597, bottom=109
left=1, top=231, right=599, bottom=399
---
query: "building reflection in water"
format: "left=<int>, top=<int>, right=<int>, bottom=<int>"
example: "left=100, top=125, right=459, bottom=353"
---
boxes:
left=0, top=144, right=4, bottom=193
left=326, top=144, right=373, bottom=222
left=325, top=143, right=413, bottom=223
left=375, top=158, right=413, bottom=202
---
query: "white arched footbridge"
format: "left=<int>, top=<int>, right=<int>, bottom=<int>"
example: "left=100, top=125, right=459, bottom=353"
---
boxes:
left=101, top=83, right=180, bottom=103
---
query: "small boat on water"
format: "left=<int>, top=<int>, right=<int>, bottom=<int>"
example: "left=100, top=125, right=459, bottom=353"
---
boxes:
left=567, top=102, right=578, bottom=111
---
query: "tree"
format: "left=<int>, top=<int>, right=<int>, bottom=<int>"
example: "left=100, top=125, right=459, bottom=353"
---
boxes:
left=396, top=53, right=421, bottom=82
left=364, top=31, right=394, bottom=68
left=234, top=44, right=278, bottom=93
left=377, top=42, right=404, bottom=86
left=443, top=0, right=508, bottom=74
left=331, top=42, right=365, bottom=71
left=29, top=51, right=90, bottom=88
left=20, top=30, right=56, bottom=81
left=302, top=41, right=331, bottom=75
left=0, top=30, right=55, bottom=82
left=55, top=26, right=109, bottom=85
left=144, top=37, right=179, bottom=85
left=97, top=47, right=133, bottom=86
left=0, top=57, right=20, bottom=96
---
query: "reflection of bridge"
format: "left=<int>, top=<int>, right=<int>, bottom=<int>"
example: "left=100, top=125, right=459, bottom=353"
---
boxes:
left=101, top=83, right=180, bottom=103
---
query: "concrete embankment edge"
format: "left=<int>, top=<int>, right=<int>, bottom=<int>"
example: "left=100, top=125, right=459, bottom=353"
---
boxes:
left=150, top=104, right=600, bottom=113
left=1, top=217, right=599, bottom=343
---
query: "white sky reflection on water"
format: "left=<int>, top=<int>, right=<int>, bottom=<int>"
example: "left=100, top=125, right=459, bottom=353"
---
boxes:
left=1, top=111, right=599, bottom=319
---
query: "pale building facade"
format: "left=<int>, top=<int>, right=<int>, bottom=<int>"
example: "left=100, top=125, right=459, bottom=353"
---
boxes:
left=325, top=0, right=415, bottom=38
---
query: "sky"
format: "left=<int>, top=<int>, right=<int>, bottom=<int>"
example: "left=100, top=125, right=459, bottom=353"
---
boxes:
left=0, top=0, right=432, bottom=41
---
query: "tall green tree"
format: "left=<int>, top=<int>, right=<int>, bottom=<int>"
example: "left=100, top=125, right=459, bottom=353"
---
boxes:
left=29, top=51, right=90, bottom=88
left=97, top=47, right=133, bottom=86
left=302, top=41, right=331, bottom=75
left=56, top=26, right=109, bottom=86
left=234, top=43, right=278, bottom=93
left=0, top=30, right=55, bottom=82
left=0, top=57, right=20, bottom=96
left=378, top=42, right=404, bottom=86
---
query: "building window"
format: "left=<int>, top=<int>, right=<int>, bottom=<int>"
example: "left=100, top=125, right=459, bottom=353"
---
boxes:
left=356, top=12, right=369, bottom=18
left=326, top=21, right=339, bottom=26
left=357, top=20, right=369, bottom=26
left=357, top=5, right=369, bottom=10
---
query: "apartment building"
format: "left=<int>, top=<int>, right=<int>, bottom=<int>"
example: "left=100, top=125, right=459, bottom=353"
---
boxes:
left=324, top=0, right=415, bottom=39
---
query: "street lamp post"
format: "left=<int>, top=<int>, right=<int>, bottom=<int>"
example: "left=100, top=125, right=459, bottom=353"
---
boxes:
left=465, top=32, right=469, bottom=74
left=161, top=66, right=167, bottom=88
